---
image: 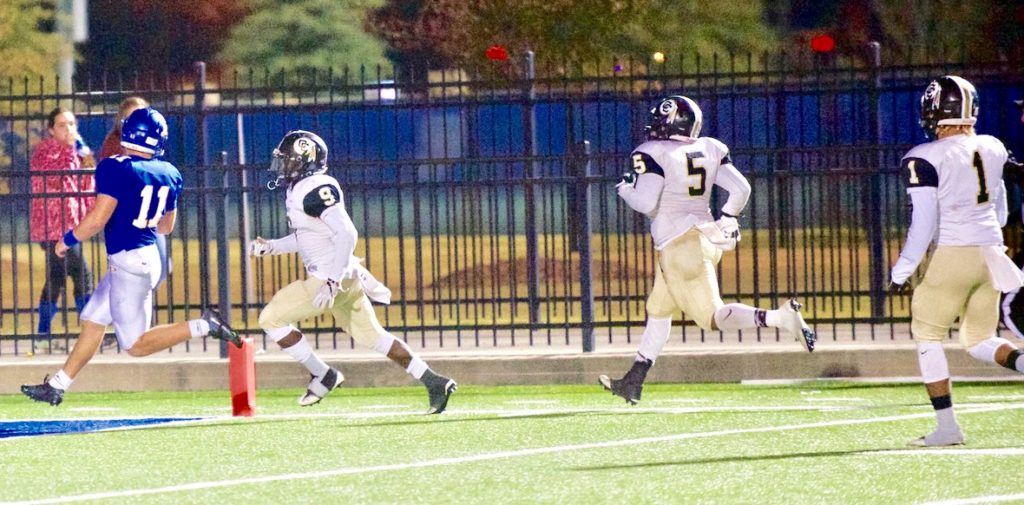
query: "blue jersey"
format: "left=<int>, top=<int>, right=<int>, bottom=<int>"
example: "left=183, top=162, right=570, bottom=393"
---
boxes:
left=95, top=155, right=183, bottom=254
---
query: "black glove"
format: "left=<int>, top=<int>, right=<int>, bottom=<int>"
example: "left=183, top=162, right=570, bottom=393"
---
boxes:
left=617, top=171, right=637, bottom=187
left=888, top=281, right=912, bottom=295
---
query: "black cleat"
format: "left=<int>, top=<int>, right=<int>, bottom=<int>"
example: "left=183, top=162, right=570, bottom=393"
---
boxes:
left=202, top=308, right=242, bottom=348
left=299, top=367, right=345, bottom=406
left=599, top=374, right=643, bottom=405
left=426, top=376, right=457, bottom=415
left=21, top=376, right=64, bottom=406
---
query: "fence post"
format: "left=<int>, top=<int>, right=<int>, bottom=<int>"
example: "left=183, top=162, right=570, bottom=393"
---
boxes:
left=866, top=42, right=887, bottom=321
left=216, top=151, right=232, bottom=359
left=522, top=51, right=541, bottom=327
left=575, top=141, right=595, bottom=352
left=194, top=62, right=212, bottom=311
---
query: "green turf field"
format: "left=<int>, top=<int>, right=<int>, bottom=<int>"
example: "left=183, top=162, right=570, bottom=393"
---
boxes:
left=1, top=382, right=1022, bottom=504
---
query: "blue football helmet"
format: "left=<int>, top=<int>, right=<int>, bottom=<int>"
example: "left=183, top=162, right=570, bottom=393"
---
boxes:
left=121, top=107, right=169, bottom=156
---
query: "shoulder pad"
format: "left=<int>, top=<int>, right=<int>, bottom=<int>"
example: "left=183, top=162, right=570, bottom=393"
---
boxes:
left=702, top=137, right=731, bottom=165
left=900, top=156, right=938, bottom=188
left=630, top=151, right=665, bottom=177
left=302, top=183, right=342, bottom=217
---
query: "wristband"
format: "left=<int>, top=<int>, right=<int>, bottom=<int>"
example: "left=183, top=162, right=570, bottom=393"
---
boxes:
left=62, top=229, right=79, bottom=248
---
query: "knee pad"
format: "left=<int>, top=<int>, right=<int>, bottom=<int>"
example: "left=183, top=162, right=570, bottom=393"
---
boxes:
left=265, top=325, right=297, bottom=343
left=373, top=333, right=398, bottom=355
left=917, top=342, right=950, bottom=384
left=968, top=337, right=1013, bottom=364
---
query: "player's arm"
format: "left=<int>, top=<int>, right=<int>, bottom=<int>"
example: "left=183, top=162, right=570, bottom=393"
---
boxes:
left=250, top=233, right=298, bottom=257
left=156, top=209, right=176, bottom=235
left=714, top=161, right=751, bottom=218
left=617, top=151, right=665, bottom=216
left=54, top=194, right=117, bottom=258
left=890, top=157, right=939, bottom=286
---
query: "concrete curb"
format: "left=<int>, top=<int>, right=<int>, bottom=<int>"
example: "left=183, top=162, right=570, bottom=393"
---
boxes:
left=2, top=345, right=1018, bottom=394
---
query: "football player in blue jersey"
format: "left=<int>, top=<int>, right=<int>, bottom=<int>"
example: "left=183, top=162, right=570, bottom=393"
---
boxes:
left=21, top=107, right=241, bottom=406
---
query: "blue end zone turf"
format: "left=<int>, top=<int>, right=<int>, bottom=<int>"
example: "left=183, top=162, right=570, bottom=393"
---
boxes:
left=0, top=417, right=202, bottom=439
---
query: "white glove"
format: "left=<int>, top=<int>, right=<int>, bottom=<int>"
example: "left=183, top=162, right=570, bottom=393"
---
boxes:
left=702, top=216, right=740, bottom=251
left=312, top=278, right=340, bottom=310
left=250, top=237, right=273, bottom=257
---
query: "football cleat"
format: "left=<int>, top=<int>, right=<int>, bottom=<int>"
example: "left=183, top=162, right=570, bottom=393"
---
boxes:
left=299, top=367, right=345, bottom=406
left=21, top=376, right=64, bottom=406
left=599, top=374, right=643, bottom=405
left=201, top=308, right=243, bottom=348
left=779, top=299, right=816, bottom=352
left=909, top=427, right=965, bottom=447
left=425, top=376, right=457, bottom=415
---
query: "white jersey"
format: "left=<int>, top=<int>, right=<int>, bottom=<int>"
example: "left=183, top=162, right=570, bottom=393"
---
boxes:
left=901, top=134, right=1008, bottom=246
left=285, top=173, right=353, bottom=280
left=623, top=137, right=749, bottom=249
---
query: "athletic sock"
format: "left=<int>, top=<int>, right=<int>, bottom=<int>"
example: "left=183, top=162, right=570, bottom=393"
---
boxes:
left=636, top=317, right=672, bottom=362
left=714, top=304, right=761, bottom=331
left=764, top=309, right=781, bottom=328
left=188, top=319, right=210, bottom=338
left=407, top=356, right=429, bottom=381
left=282, top=338, right=330, bottom=377
left=930, top=394, right=959, bottom=431
left=48, top=370, right=73, bottom=391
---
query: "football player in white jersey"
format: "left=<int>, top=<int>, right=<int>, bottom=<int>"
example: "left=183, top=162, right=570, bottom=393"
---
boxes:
left=891, top=76, right=1024, bottom=446
left=251, top=130, right=457, bottom=413
left=598, top=96, right=816, bottom=404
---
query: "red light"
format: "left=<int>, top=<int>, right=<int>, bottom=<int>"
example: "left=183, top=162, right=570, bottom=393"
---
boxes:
left=810, top=34, right=836, bottom=53
left=485, top=45, right=509, bottom=61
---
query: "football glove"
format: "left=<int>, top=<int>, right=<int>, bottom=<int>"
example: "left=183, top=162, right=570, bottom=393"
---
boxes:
left=250, top=237, right=273, bottom=257
left=312, top=278, right=340, bottom=310
left=701, top=216, right=740, bottom=251
left=616, top=171, right=637, bottom=188
left=888, top=281, right=912, bottom=295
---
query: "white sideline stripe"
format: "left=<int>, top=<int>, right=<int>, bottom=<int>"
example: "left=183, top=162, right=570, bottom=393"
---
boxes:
left=5, top=403, right=1020, bottom=505
left=919, top=492, right=1024, bottom=505
left=863, top=448, right=1024, bottom=457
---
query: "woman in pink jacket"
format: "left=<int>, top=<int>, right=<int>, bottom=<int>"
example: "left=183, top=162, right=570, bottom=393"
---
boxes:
left=29, top=107, right=95, bottom=334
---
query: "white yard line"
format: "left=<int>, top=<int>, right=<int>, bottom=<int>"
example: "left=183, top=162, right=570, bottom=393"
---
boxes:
left=919, top=492, right=1024, bottom=505
left=3, top=403, right=1020, bottom=505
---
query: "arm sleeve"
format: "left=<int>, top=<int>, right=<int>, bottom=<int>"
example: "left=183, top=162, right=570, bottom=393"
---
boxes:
left=617, top=151, right=665, bottom=216
left=319, top=204, right=358, bottom=280
left=995, top=179, right=1008, bottom=227
left=713, top=163, right=751, bottom=216
left=890, top=187, right=938, bottom=283
left=269, top=234, right=299, bottom=254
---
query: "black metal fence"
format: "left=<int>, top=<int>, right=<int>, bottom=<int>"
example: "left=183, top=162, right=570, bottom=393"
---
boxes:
left=2, top=46, right=1023, bottom=355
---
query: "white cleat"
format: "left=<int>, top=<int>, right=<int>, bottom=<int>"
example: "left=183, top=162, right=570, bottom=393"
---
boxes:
left=779, top=298, right=816, bottom=352
left=298, top=367, right=344, bottom=406
left=908, top=427, right=965, bottom=447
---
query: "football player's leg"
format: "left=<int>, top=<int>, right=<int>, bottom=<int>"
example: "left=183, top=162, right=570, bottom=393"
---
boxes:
left=335, top=294, right=456, bottom=414
left=599, top=265, right=675, bottom=404
left=907, top=248, right=971, bottom=446
left=659, top=231, right=724, bottom=333
left=259, top=278, right=340, bottom=406
left=22, top=275, right=113, bottom=405
left=962, top=283, right=1024, bottom=373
